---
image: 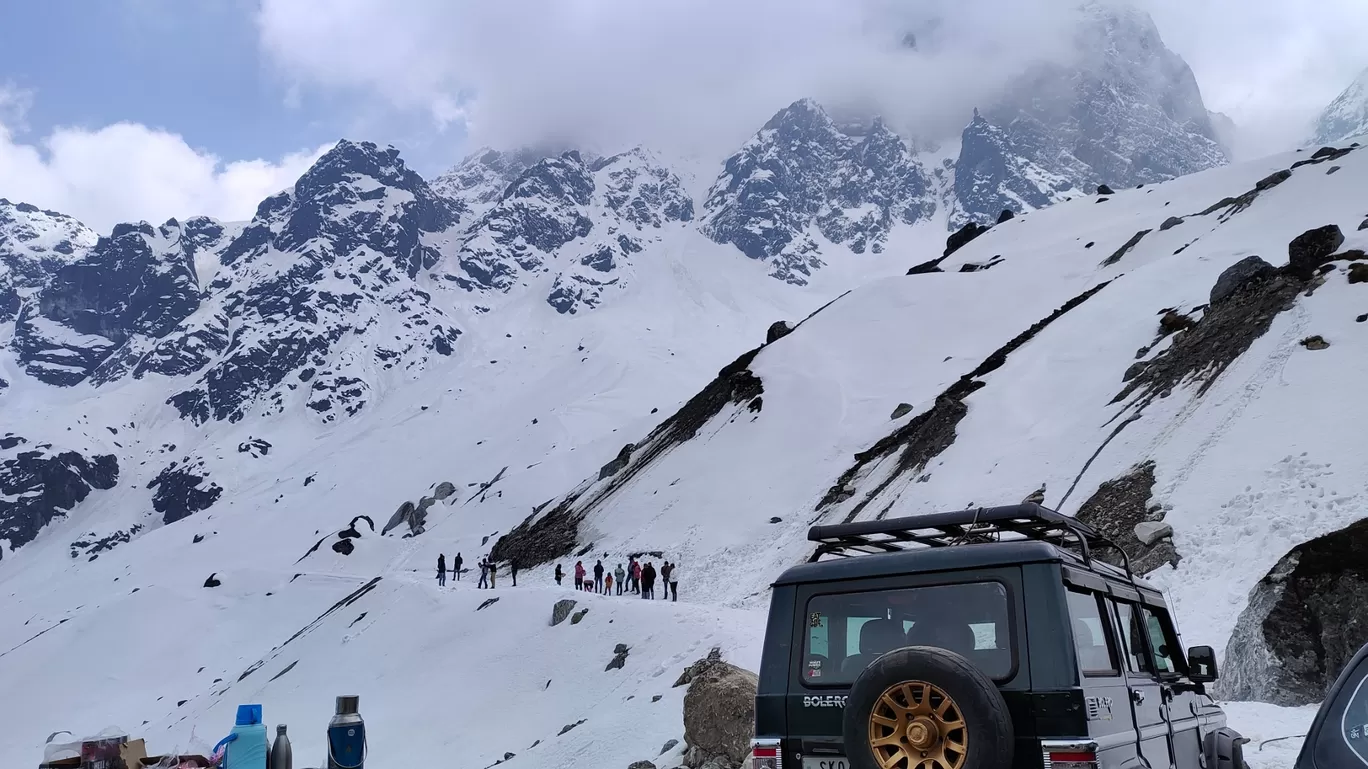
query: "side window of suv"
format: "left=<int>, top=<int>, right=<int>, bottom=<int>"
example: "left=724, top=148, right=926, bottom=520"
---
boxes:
left=1065, top=589, right=1117, bottom=676
left=1142, top=607, right=1179, bottom=675
left=1111, top=601, right=1154, bottom=675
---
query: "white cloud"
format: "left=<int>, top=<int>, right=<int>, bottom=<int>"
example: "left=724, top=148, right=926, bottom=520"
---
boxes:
left=0, top=117, right=332, bottom=233
left=255, top=0, right=1083, bottom=160
left=1140, top=0, right=1368, bottom=158
left=256, top=0, right=1368, bottom=165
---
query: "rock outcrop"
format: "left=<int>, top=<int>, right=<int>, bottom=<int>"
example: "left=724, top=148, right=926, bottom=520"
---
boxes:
left=0, top=437, right=119, bottom=560
left=1218, top=518, right=1368, bottom=706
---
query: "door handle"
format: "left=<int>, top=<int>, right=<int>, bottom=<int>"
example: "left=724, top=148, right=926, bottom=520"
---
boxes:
left=1130, top=689, right=1146, bottom=705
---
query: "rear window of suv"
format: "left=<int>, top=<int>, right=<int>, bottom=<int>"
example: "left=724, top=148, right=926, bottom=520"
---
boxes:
left=801, top=581, right=1013, bottom=686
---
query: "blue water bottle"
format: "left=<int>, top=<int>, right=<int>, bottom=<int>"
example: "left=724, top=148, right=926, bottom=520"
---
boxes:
left=214, top=704, right=268, bottom=769
left=327, top=695, right=365, bottom=769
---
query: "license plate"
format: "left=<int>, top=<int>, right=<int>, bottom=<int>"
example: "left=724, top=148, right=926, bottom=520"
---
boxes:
left=802, top=758, right=848, bottom=769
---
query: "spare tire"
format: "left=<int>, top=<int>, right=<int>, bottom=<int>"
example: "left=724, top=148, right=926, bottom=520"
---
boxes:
left=843, top=646, right=1013, bottom=769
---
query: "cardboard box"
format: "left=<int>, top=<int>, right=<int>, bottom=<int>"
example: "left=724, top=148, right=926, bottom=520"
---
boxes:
left=138, top=755, right=211, bottom=768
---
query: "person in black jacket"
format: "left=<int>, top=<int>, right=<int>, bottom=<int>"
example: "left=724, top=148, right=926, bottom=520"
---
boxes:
left=641, top=561, right=656, bottom=599
left=555, top=564, right=564, bottom=585
left=659, top=562, right=672, bottom=600
left=511, top=559, right=518, bottom=587
left=594, top=560, right=605, bottom=594
left=454, top=552, right=464, bottom=581
left=437, top=554, right=447, bottom=587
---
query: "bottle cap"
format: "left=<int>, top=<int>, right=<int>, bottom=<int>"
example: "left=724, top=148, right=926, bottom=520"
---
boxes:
left=235, top=704, right=262, bottom=726
left=277, top=724, right=287, bottom=734
left=335, top=695, right=360, bottom=715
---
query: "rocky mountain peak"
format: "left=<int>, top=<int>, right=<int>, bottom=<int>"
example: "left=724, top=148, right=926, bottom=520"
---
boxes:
left=951, top=2, right=1225, bottom=226
left=1311, top=68, right=1368, bottom=146
left=12, top=219, right=202, bottom=386
left=0, top=198, right=98, bottom=322
left=702, top=99, right=935, bottom=284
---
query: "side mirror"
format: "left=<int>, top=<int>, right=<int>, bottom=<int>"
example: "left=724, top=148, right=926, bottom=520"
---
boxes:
left=1187, top=645, right=1219, bottom=683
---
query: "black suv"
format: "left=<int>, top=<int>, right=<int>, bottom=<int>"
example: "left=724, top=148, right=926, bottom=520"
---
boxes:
left=750, top=504, right=1247, bottom=769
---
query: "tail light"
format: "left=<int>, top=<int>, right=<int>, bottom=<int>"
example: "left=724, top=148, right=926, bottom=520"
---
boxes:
left=751, top=738, right=782, bottom=769
left=1041, top=740, right=1099, bottom=769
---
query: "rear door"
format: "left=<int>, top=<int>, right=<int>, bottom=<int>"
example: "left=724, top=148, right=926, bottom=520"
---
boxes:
left=786, top=569, right=1028, bottom=768
left=1110, top=598, right=1171, bottom=769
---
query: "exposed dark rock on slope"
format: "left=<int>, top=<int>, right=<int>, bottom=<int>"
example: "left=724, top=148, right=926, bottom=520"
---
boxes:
left=1218, top=518, right=1368, bottom=705
left=1073, top=461, right=1177, bottom=574
left=0, top=438, right=118, bottom=560
left=12, top=220, right=206, bottom=386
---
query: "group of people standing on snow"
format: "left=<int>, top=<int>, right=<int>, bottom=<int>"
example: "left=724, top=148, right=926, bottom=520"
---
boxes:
left=436, top=552, right=518, bottom=588
left=555, top=556, right=680, bottom=601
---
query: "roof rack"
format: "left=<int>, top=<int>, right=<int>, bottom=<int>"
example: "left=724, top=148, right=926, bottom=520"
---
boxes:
left=807, top=503, right=1135, bottom=579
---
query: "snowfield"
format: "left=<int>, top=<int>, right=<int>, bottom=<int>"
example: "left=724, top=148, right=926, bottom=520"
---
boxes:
left=4, top=134, right=1368, bottom=767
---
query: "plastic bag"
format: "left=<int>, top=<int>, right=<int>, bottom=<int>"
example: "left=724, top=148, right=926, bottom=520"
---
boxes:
left=43, top=730, right=79, bottom=762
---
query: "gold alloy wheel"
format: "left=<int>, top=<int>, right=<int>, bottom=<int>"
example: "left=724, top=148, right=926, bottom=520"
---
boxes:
left=867, top=681, right=968, bottom=769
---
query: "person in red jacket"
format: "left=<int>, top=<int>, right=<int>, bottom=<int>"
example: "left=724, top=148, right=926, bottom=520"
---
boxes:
left=574, top=560, right=586, bottom=591
left=631, top=559, right=642, bottom=594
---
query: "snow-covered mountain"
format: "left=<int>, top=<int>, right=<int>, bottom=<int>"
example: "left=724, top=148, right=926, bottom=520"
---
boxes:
left=701, top=100, right=936, bottom=284
left=0, top=199, right=97, bottom=327
left=1310, top=67, right=1368, bottom=146
left=952, top=2, right=1226, bottom=226
left=0, top=6, right=1332, bottom=763
left=3, top=133, right=1358, bottom=766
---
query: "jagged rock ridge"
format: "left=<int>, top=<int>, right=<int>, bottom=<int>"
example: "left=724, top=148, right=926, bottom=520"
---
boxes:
left=701, top=99, right=935, bottom=284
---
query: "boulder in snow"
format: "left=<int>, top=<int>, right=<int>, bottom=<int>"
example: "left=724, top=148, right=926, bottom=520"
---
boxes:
left=607, top=643, right=630, bottom=671
left=765, top=321, right=793, bottom=344
left=1286, top=224, right=1345, bottom=278
left=1133, top=521, right=1173, bottom=547
left=551, top=599, right=578, bottom=626
left=433, top=481, right=457, bottom=500
left=1096, top=184, right=1115, bottom=195
left=682, top=656, right=757, bottom=769
left=1209, top=256, right=1275, bottom=305
left=629, top=762, right=657, bottom=769
left=1160, top=216, right=1185, bottom=231
left=1348, top=263, right=1368, bottom=284
left=1217, top=518, right=1368, bottom=705
left=890, top=403, right=913, bottom=419
left=944, top=222, right=989, bottom=257
left=1300, top=335, right=1330, bottom=350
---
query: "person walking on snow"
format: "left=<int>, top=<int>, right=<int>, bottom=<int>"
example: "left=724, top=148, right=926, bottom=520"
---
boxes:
left=669, top=563, right=679, bottom=602
left=437, top=554, right=447, bottom=587
left=555, top=564, right=564, bottom=585
left=478, top=557, right=489, bottom=589
left=614, top=563, right=626, bottom=596
left=659, top=562, right=672, bottom=600
left=454, top=552, right=464, bottom=581
left=574, top=561, right=586, bottom=591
